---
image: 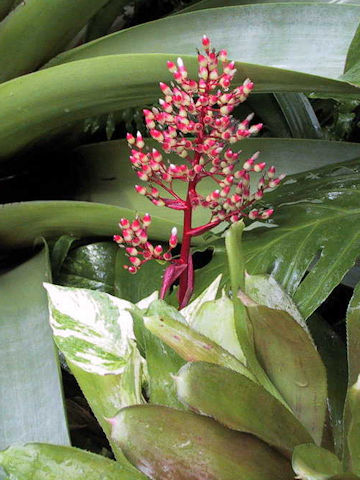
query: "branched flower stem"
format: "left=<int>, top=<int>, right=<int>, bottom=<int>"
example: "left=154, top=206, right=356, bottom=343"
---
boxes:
left=113, top=35, right=285, bottom=309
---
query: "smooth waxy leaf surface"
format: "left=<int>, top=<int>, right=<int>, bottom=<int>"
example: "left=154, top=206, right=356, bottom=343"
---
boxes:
left=176, top=362, right=312, bottom=456
left=343, top=377, right=360, bottom=474
left=347, top=282, right=360, bottom=387
left=0, top=443, right=147, bottom=480
left=75, top=138, right=360, bottom=233
left=292, top=444, right=342, bottom=480
left=181, top=274, right=222, bottom=324
left=1, top=56, right=359, bottom=160
left=0, top=201, right=182, bottom=250
left=241, top=296, right=327, bottom=444
left=44, top=283, right=135, bottom=375
left=110, top=405, right=293, bottom=480
left=191, top=293, right=245, bottom=361
left=0, top=0, right=109, bottom=82
left=195, top=160, right=360, bottom=319
left=48, top=4, right=360, bottom=82
left=0, top=248, right=69, bottom=450
left=143, top=301, right=255, bottom=381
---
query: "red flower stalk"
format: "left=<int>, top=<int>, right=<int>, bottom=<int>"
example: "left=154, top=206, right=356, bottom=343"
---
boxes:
left=114, top=35, right=285, bottom=308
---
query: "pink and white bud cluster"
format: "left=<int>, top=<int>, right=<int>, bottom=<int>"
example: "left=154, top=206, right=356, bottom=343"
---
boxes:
left=115, top=36, right=285, bottom=275
left=113, top=214, right=178, bottom=273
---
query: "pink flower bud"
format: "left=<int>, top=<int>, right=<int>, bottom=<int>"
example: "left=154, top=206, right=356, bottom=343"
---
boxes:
left=248, top=210, right=259, bottom=220
left=163, top=252, right=172, bottom=261
left=159, top=82, right=172, bottom=95
left=202, top=35, right=210, bottom=48
left=126, top=133, right=135, bottom=145
left=268, top=166, right=276, bottom=178
left=129, top=256, right=141, bottom=267
left=126, top=247, right=138, bottom=256
left=167, top=61, right=177, bottom=73
left=134, top=185, right=147, bottom=195
left=122, top=229, right=133, bottom=242
left=128, top=266, right=138, bottom=274
left=154, top=245, right=163, bottom=256
left=113, top=235, right=123, bottom=244
left=151, top=187, right=159, bottom=198
left=152, top=198, right=165, bottom=207
left=143, top=213, right=152, bottom=226
left=137, top=170, right=149, bottom=182
left=254, top=162, right=266, bottom=173
left=119, top=218, right=130, bottom=229
left=150, top=129, right=164, bottom=142
left=219, top=49, right=228, bottom=62
left=261, top=209, right=274, bottom=219
left=131, top=219, right=141, bottom=231
left=136, top=131, right=144, bottom=149
left=169, top=227, right=178, bottom=248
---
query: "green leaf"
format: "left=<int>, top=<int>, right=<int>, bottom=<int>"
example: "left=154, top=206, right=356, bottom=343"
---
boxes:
left=109, top=405, right=293, bottom=480
left=240, top=295, right=327, bottom=444
left=50, top=234, right=78, bottom=280
left=176, top=362, right=312, bottom=456
left=75, top=137, right=360, bottom=230
left=58, top=242, right=119, bottom=294
left=0, top=443, right=147, bottom=480
left=0, top=248, right=69, bottom=450
left=196, top=160, right=360, bottom=319
left=273, top=93, right=322, bottom=139
left=179, top=0, right=360, bottom=14
left=347, top=282, right=360, bottom=387
left=86, top=0, right=129, bottom=42
left=343, top=378, right=360, bottom=475
left=0, top=0, right=109, bottom=82
left=191, top=292, right=245, bottom=361
left=0, top=201, right=183, bottom=249
left=1, top=57, right=359, bottom=161
left=0, top=0, right=14, bottom=21
left=44, top=283, right=136, bottom=375
left=344, top=21, right=360, bottom=73
left=307, top=314, right=347, bottom=456
left=143, top=300, right=256, bottom=381
left=292, top=444, right=342, bottom=480
left=47, top=4, right=360, bottom=84
left=130, top=305, right=185, bottom=410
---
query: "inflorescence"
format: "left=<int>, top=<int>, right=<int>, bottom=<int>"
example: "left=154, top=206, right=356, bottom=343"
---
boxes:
left=114, top=35, right=284, bottom=278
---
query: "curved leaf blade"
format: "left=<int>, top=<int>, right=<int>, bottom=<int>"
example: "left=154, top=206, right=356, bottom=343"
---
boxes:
left=0, top=248, right=69, bottom=450
left=0, top=443, right=147, bottom=480
left=176, top=362, right=312, bottom=456
left=109, top=405, right=293, bottom=480
left=46, top=4, right=360, bottom=82
left=0, top=0, right=109, bottom=82
left=292, top=444, right=342, bottom=480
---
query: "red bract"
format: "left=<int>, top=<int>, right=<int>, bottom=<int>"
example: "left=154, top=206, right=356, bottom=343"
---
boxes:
left=114, top=35, right=285, bottom=308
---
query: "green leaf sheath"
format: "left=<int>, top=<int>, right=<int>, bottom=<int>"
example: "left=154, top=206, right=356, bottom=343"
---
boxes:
left=176, top=362, right=312, bottom=457
left=0, top=0, right=109, bottom=82
left=110, top=405, right=293, bottom=480
left=0, top=443, right=147, bottom=480
left=0, top=248, right=69, bottom=450
left=347, top=283, right=360, bottom=387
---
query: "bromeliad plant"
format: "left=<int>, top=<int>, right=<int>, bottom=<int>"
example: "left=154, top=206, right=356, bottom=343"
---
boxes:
left=2, top=37, right=360, bottom=480
left=113, top=35, right=283, bottom=308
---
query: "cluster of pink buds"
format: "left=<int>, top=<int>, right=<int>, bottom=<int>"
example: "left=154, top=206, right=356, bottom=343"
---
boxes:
left=113, top=213, right=178, bottom=274
left=114, top=35, right=285, bottom=306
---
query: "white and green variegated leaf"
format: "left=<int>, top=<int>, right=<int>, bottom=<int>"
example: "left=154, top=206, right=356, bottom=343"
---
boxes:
left=44, top=283, right=135, bottom=375
left=181, top=274, right=222, bottom=324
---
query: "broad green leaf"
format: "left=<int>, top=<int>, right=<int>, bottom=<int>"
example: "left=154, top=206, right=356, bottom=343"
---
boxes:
left=307, top=314, right=347, bottom=457
left=347, top=282, right=360, bottom=387
left=329, top=475, right=360, bottom=479
left=1, top=57, right=359, bottom=160
left=180, top=0, right=360, bottom=13
left=0, top=0, right=109, bottom=82
left=109, top=405, right=293, bottom=480
left=344, top=21, right=360, bottom=73
left=130, top=305, right=185, bottom=409
left=47, top=4, right=360, bottom=83
left=191, top=292, right=245, bottom=361
left=75, top=138, right=360, bottom=230
left=44, top=283, right=135, bottom=375
left=343, top=376, right=360, bottom=474
left=143, top=300, right=256, bottom=381
left=176, top=362, right=312, bottom=456
left=58, top=242, right=118, bottom=294
left=0, top=443, right=147, bottom=480
left=240, top=295, right=327, bottom=444
left=195, top=160, right=360, bottom=319
left=0, top=248, right=69, bottom=450
left=0, top=201, right=183, bottom=249
left=86, top=0, right=129, bottom=41
left=292, top=444, right=342, bottom=480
